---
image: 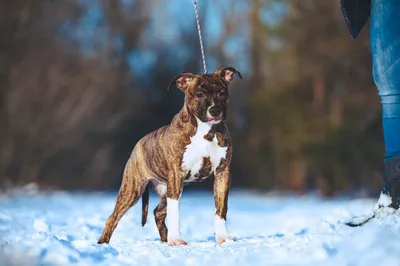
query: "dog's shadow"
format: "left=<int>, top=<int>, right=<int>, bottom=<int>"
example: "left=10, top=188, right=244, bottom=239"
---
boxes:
left=144, top=232, right=287, bottom=245
left=233, top=232, right=284, bottom=242
left=146, top=232, right=286, bottom=244
left=189, top=234, right=278, bottom=244
left=233, top=229, right=313, bottom=242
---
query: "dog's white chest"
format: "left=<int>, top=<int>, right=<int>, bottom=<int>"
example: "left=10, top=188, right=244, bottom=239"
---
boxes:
left=182, top=119, right=227, bottom=182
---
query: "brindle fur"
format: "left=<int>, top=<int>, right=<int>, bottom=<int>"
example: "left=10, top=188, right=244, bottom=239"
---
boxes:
left=193, top=157, right=212, bottom=179
left=97, top=66, right=242, bottom=245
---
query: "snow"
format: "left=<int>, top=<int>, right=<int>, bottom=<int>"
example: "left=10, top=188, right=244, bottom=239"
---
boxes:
left=1, top=189, right=400, bottom=266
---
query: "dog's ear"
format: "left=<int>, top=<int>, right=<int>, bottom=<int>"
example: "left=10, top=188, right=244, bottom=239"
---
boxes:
left=214, top=66, right=242, bottom=84
left=167, top=72, right=195, bottom=91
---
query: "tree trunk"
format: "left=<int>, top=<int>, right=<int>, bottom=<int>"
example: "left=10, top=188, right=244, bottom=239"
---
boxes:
left=248, top=0, right=263, bottom=92
left=316, top=174, right=335, bottom=197
left=289, top=159, right=308, bottom=194
left=329, top=83, right=343, bottom=128
left=313, top=64, right=325, bottom=113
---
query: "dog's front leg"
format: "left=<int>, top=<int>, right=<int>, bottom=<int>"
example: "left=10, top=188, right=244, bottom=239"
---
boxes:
left=213, top=162, right=233, bottom=244
left=166, top=169, right=187, bottom=246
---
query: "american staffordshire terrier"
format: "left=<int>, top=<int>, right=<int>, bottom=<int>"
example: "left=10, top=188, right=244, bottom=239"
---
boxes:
left=97, top=66, right=242, bottom=246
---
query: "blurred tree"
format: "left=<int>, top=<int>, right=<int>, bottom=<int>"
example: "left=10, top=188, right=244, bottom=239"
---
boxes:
left=245, top=0, right=382, bottom=196
left=0, top=0, right=224, bottom=191
left=0, top=0, right=384, bottom=196
left=0, top=0, right=147, bottom=190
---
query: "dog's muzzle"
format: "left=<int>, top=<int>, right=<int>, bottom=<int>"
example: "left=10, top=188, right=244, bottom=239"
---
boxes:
left=209, top=106, right=222, bottom=118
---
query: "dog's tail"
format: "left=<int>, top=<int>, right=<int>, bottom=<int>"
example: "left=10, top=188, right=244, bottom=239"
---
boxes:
left=141, top=184, right=150, bottom=226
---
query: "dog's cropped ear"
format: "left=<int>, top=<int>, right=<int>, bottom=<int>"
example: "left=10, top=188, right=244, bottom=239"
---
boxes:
left=167, top=72, right=195, bottom=91
left=214, top=66, right=242, bottom=84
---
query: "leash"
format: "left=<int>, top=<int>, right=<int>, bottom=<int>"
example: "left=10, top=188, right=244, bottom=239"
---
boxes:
left=192, top=1, right=207, bottom=74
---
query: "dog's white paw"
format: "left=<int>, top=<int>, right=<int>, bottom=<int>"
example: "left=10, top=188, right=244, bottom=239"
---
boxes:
left=215, top=234, right=234, bottom=244
left=168, top=238, right=188, bottom=246
left=214, top=215, right=233, bottom=244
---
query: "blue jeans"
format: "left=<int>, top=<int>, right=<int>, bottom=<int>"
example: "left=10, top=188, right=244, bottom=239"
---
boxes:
left=371, top=0, right=400, bottom=160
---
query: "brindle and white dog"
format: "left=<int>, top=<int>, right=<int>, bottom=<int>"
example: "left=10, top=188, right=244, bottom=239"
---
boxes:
left=97, top=66, right=242, bottom=246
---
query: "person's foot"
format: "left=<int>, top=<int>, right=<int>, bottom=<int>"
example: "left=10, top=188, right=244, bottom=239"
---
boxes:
left=345, top=192, right=397, bottom=227
left=371, top=192, right=396, bottom=218
left=345, top=154, right=400, bottom=227
left=382, top=153, right=400, bottom=209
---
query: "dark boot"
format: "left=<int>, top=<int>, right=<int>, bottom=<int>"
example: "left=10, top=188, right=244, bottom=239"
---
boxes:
left=382, top=154, right=400, bottom=209
left=344, top=154, right=400, bottom=227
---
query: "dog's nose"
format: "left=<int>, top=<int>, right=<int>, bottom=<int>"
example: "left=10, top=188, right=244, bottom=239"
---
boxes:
left=209, top=106, right=222, bottom=117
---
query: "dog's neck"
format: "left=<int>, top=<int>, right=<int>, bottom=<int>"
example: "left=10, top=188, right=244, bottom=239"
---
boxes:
left=179, top=103, right=196, bottom=125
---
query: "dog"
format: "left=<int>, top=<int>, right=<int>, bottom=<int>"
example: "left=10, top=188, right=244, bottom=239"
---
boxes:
left=97, top=66, right=242, bottom=246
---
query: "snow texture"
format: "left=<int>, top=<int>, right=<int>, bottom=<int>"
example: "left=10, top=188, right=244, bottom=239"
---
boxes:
left=1, top=188, right=400, bottom=266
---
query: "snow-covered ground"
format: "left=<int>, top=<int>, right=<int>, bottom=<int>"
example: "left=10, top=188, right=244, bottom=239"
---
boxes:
left=1, top=188, right=400, bottom=266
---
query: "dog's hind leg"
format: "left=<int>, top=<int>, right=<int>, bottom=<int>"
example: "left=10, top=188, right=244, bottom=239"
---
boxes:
left=153, top=197, right=168, bottom=242
left=152, top=180, right=168, bottom=242
left=97, top=160, right=146, bottom=244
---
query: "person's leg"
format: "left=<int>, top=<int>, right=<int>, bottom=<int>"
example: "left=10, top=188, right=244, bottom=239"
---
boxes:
left=371, top=0, right=400, bottom=208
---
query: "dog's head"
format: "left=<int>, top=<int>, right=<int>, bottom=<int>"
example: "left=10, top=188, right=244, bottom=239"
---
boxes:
left=167, top=66, right=242, bottom=125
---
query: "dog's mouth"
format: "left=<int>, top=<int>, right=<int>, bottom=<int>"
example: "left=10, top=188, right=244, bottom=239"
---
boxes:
left=207, top=116, right=223, bottom=125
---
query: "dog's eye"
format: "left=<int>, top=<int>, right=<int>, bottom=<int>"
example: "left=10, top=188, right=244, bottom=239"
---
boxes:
left=195, top=92, right=203, bottom=98
left=218, top=91, right=227, bottom=97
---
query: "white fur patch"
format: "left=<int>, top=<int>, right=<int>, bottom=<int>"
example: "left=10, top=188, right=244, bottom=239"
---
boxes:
left=182, top=117, right=228, bottom=182
left=152, top=180, right=167, bottom=197
left=167, top=197, right=181, bottom=242
left=214, top=215, right=231, bottom=239
left=206, top=101, right=215, bottom=119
